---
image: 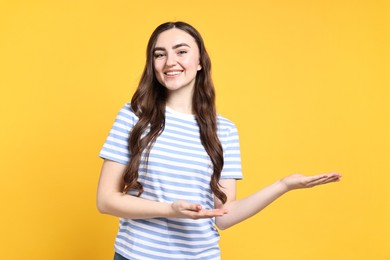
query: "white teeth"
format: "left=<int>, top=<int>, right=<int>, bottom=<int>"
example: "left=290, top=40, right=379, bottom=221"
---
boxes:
left=165, top=71, right=182, bottom=76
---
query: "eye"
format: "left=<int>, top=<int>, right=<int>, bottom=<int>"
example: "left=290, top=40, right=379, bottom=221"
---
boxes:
left=177, top=50, right=188, bottom=55
left=154, top=52, right=165, bottom=59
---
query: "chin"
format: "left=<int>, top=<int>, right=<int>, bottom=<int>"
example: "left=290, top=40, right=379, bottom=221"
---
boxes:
left=165, top=86, right=185, bottom=92
left=164, top=83, right=187, bottom=91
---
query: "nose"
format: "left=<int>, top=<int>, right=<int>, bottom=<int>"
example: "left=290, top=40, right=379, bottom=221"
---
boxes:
left=166, top=53, right=177, bottom=67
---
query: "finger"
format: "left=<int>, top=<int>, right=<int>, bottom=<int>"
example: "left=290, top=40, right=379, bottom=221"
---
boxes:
left=177, top=200, right=201, bottom=211
left=211, top=208, right=228, bottom=215
left=186, top=203, right=202, bottom=212
left=307, top=175, right=341, bottom=187
left=309, top=174, right=328, bottom=181
left=305, top=172, right=341, bottom=184
left=192, top=209, right=228, bottom=219
left=321, top=175, right=342, bottom=184
left=303, top=175, right=328, bottom=186
left=324, top=172, right=342, bottom=179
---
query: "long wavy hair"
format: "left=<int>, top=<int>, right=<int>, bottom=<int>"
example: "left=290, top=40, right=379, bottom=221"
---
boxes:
left=122, top=21, right=227, bottom=204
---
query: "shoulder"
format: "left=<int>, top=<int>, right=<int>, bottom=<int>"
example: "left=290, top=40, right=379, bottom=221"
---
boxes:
left=217, top=114, right=238, bottom=130
left=117, top=103, right=138, bottom=120
left=118, top=103, right=136, bottom=117
left=217, top=114, right=239, bottom=137
left=111, top=103, right=139, bottom=131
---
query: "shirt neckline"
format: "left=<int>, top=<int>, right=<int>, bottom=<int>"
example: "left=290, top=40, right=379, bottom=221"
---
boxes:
left=165, top=106, right=196, bottom=120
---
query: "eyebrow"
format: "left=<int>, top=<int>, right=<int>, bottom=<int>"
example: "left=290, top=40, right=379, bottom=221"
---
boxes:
left=153, top=43, right=191, bottom=52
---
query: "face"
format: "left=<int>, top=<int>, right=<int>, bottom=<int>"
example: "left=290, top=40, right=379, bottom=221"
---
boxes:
left=153, top=28, right=202, bottom=95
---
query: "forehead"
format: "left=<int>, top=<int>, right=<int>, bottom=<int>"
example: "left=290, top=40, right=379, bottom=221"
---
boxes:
left=155, top=28, right=198, bottom=48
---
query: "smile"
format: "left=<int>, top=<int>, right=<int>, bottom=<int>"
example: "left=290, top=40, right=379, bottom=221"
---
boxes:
left=164, top=70, right=183, bottom=76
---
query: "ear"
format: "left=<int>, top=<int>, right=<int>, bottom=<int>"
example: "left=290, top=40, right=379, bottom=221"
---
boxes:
left=197, top=64, right=202, bottom=71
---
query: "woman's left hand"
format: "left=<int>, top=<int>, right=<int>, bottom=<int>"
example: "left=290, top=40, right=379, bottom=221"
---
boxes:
left=279, top=172, right=342, bottom=192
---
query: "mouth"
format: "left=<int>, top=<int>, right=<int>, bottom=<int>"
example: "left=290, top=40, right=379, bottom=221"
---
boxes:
left=164, top=70, right=183, bottom=76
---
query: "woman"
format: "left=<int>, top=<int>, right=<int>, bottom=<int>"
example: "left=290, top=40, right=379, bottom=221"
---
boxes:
left=97, top=21, right=341, bottom=260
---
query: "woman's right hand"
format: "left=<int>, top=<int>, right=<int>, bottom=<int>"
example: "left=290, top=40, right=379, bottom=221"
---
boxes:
left=171, top=200, right=228, bottom=219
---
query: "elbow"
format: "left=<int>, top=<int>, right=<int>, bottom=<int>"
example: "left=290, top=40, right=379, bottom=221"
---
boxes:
left=215, top=219, right=232, bottom=231
left=217, top=225, right=228, bottom=231
left=96, top=201, right=105, bottom=214
left=96, top=203, right=106, bottom=215
left=96, top=195, right=109, bottom=214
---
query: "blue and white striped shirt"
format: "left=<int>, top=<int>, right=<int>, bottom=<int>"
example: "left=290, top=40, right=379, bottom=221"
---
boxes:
left=99, top=103, right=242, bottom=260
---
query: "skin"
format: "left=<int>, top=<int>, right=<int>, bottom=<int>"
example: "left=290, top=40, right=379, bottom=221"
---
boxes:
left=96, top=28, right=342, bottom=230
left=153, top=28, right=202, bottom=114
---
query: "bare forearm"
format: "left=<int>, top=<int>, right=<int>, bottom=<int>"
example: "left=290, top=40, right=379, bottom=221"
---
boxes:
left=97, top=160, right=228, bottom=220
left=216, top=181, right=288, bottom=230
left=215, top=172, right=341, bottom=230
left=97, top=193, right=227, bottom=220
left=97, top=192, right=173, bottom=219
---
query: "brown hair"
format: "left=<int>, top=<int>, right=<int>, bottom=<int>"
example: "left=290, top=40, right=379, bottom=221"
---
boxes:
left=123, top=21, right=227, bottom=204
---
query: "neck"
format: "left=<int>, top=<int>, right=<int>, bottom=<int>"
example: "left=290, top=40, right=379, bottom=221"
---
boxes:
left=166, top=98, right=193, bottom=114
left=166, top=87, right=194, bottom=115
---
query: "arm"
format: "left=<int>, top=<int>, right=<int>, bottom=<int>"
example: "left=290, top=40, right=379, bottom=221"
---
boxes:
left=214, top=173, right=341, bottom=230
left=96, top=159, right=227, bottom=219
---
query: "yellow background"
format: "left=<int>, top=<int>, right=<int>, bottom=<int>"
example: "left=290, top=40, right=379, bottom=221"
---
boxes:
left=1, top=1, right=389, bottom=259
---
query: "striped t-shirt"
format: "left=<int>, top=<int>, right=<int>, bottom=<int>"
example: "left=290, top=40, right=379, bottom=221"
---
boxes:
left=99, top=103, right=242, bottom=260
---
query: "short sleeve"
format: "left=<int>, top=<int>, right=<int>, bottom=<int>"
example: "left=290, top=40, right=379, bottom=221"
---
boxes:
left=99, top=103, right=137, bottom=165
left=218, top=117, right=243, bottom=180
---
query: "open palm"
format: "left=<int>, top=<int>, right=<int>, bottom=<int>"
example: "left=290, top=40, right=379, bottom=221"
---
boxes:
left=280, top=172, right=341, bottom=191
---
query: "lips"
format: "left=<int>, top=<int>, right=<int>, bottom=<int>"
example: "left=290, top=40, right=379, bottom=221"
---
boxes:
left=164, top=70, right=183, bottom=76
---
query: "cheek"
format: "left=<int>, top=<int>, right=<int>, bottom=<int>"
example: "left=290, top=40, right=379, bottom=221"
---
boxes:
left=183, top=57, right=199, bottom=71
left=188, top=56, right=200, bottom=69
left=154, top=57, right=167, bottom=68
left=153, top=61, right=161, bottom=73
left=153, top=62, right=164, bottom=79
left=152, top=64, right=162, bottom=84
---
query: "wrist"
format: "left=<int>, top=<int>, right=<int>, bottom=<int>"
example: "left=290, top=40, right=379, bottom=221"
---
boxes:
left=163, top=202, right=176, bottom=218
left=274, top=180, right=290, bottom=194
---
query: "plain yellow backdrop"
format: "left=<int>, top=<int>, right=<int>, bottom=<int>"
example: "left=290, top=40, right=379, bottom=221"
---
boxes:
left=0, top=0, right=389, bottom=259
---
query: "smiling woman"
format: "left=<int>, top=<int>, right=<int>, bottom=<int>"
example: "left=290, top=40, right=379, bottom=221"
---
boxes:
left=153, top=29, right=202, bottom=104
left=96, top=21, right=341, bottom=260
